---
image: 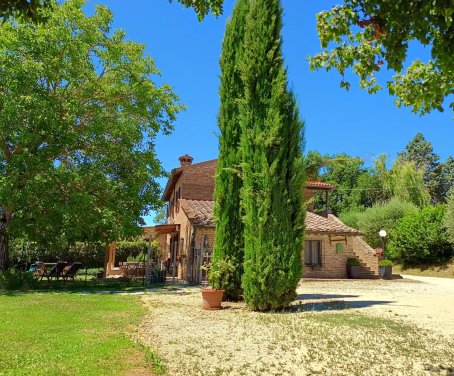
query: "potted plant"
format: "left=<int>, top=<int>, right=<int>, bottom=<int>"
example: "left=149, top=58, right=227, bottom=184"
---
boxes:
left=346, top=257, right=361, bottom=279
left=379, top=259, right=394, bottom=279
left=201, top=258, right=234, bottom=310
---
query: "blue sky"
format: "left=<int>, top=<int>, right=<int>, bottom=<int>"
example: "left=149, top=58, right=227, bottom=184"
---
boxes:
left=86, top=0, right=453, bottom=225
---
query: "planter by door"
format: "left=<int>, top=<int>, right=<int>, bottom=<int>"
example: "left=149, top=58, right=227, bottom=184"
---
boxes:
left=347, top=265, right=361, bottom=279
left=379, top=266, right=392, bottom=279
left=201, top=288, right=225, bottom=310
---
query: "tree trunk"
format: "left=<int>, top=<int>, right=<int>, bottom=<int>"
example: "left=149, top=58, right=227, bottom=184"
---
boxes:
left=0, top=209, right=11, bottom=271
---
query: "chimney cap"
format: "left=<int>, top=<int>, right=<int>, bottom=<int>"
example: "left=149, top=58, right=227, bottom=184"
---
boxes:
left=178, top=154, right=193, bottom=167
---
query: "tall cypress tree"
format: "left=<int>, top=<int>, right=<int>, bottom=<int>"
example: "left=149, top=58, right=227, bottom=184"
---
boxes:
left=240, top=0, right=305, bottom=311
left=213, top=0, right=250, bottom=300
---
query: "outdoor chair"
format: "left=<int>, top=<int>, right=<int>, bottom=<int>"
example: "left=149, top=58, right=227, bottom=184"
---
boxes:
left=40, top=261, right=68, bottom=282
left=124, top=263, right=138, bottom=279
left=61, top=262, right=83, bottom=283
left=30, top=262, right=45, bottom=279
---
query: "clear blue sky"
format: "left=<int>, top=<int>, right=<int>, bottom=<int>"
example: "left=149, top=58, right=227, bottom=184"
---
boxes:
left=86, top=0, right=453, bottom=225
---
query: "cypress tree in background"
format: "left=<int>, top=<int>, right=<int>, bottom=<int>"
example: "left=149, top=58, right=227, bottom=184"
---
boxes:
left=213, top=0, right=250, bottom=300
left=240, top=0, right=305, bottom=311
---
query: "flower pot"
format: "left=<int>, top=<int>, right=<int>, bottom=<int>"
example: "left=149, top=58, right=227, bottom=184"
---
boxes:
left=379, top=266, right=393, bottom=280
left=347, top=265, right=361, bottom=279
left=201, top=288, right=225, bottom=310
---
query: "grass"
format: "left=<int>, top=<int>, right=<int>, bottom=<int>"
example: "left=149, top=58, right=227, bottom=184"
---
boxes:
left=0, top=291, right=165, bottom=376
left=137, top=286, right=454, bottom=376
left=394, top=258, right=454, bottom=278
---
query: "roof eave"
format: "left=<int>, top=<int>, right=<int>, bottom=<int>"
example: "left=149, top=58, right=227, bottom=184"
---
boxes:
left=161, top=169, right=183, bottom=201
left=306, top=230, right=362, bottom=236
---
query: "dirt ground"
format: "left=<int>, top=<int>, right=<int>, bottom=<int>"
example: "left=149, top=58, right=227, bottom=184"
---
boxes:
left=298, top=275, right=454, bottom=336
left=136, top=276, right=454, bottom=376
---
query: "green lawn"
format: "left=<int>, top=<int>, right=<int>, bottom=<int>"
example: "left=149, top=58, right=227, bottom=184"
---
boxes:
left=0, top=291, right=162, bottom=376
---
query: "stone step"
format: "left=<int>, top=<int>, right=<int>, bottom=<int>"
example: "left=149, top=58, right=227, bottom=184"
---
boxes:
left=356, top=274, right=380, bottom=279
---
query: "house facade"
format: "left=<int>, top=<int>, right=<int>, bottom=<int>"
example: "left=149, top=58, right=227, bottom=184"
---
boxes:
left=107, top=154, right=379, bottom=281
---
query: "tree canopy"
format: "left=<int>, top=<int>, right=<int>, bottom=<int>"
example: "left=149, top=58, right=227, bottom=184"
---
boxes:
left=0, top=0, right=182, bottom=269
left=5, top=0, right=451, bottom=115
left=0, top=0, right=224, bottom=22
left=172, top=0, right=223, bottom=20
left=399, top=133, right=453, bottom=203
left=0, top=0, right=51, bottom=22
left=308, top=0, right=453, bottom=115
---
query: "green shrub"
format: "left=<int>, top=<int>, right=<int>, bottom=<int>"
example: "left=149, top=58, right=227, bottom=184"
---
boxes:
left=378, top=259, right=394, bottom=267
left=445, top=189, right=454, bottom=245
left=388, top=205, right=453, bottom=265
left=205, top=258, right=235, bottom=290
left=8, top=239, right=154, bottom=270
left=84, top=268, right=104, bottom=277
left=356, top=198, right=419, bottom=248
left=8, top=240, right=106, bottom=269
left=0, top=269, right=38, bottom=290
left=339, top=210, right=363, bottom=229
left=126, top=253, right=146, bottom=262
left=346, top=257, right=360, bottom=266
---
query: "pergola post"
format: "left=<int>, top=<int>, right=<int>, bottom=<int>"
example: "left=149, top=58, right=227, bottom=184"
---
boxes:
left=104, top=241, right=116, bottom=277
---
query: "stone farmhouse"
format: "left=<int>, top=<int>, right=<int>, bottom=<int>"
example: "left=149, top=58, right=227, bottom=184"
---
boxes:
left=106, top=154, right=379, bottom=282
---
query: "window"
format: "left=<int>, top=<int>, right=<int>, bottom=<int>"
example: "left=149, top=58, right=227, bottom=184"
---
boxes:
left=304, top=240, right=322, bottom=266
left=176, top=187, right=181, bottom=213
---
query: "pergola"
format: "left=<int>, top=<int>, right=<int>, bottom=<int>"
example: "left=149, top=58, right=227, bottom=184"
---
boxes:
left=104, top=224, right=178, bottom=277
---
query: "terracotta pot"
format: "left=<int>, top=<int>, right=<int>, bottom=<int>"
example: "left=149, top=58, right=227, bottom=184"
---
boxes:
left=201, top=288, right=225, bottom=310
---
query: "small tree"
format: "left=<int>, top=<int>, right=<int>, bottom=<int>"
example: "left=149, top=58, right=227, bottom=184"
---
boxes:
left=398, top=133, right=450, bottom=203
left=372, top=155, right=431, bottom=208
left=240, top=0, right=305, bottom=311
left=356, top=198, right=418, bottom=248
left=389, top=206, right=453, bottom=265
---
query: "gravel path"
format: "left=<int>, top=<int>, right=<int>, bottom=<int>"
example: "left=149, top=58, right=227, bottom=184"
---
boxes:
left=135, top=278, right=454, bottom=375
left=297, top=275, right=454, bottom=337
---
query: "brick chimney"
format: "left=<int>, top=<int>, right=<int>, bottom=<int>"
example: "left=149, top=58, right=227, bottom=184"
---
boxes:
left=178, top=154, right=193, bottom=167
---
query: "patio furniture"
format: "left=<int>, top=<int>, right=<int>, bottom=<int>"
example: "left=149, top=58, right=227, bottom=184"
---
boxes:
left=61, top=262, right=83, bottom=283
left=40, top=261, right=68, bottom=282
left=29, top=262, right=45, bottom=279
left=120, top=262, right=146, bottom=279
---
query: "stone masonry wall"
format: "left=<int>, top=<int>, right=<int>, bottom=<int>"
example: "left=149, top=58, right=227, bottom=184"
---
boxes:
left=302, top=234, right=357, bottom=279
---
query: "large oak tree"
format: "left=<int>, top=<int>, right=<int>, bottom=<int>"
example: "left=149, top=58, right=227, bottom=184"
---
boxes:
left=0, top=0, right=183, bottom=270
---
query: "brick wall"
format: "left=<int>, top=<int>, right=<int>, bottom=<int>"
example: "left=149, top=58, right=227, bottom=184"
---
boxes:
left=181, top=160, right=216, bottom=201
left=302, top=234, right=357, bottom=279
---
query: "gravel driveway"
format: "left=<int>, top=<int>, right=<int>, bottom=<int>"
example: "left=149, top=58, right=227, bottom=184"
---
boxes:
left=297, top=275, right=454, bottom=337
left=137, top=278, right=454, bottom=375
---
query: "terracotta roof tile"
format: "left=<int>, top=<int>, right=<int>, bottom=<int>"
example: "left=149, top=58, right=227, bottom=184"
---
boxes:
left=179, top=199, right=215, bottom=227
left=179, top=199, right=359, bottom=234
left=306, top=181, right=336, bottom=189
left=306, top=212, right=360, bottom=235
